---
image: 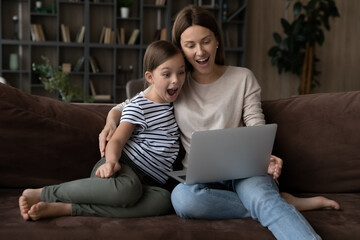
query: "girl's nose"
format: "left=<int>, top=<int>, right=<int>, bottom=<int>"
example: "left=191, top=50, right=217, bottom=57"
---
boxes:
left=172, top=76, right=178, bottom=84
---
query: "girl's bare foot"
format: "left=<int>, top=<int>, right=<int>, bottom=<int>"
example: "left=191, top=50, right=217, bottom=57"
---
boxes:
left=18, top=188, right=42, bottom=220
left=28, top=202, right=71, bottom=221
left=281, top=192, right=340, bottom=211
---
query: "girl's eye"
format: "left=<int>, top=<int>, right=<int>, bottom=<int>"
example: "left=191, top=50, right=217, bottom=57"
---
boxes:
left=179, top=71, right=185, bottom=75
left=162, top=73, right=170, bottom=77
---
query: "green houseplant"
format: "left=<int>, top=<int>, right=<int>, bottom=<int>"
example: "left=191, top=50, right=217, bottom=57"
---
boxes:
left=32, top=56, right=87, bottom=102
left=268, top=0, right=339, bottom=94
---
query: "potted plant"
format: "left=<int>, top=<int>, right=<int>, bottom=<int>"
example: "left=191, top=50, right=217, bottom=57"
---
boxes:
left=268, top=0, right=339, bottom=94
left=119, top=0, right=132, bottom=18
left=32, top=56, right=88, bottom=102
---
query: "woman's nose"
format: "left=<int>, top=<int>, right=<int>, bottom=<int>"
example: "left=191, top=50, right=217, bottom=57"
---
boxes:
left=196, top=44, right=204, bottom=55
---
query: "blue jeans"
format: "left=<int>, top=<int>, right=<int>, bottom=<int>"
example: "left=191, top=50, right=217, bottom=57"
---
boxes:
left=171, top=175, right=321, bottom=240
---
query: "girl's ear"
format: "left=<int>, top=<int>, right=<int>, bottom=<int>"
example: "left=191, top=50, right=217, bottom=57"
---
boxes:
left=145, top=71, right=153, bottom=85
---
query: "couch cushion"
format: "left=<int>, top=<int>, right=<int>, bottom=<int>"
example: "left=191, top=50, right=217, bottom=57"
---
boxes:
left=262, top=91, right=360, bottom=193
left=0, top=84, right=106, bottom=188
left=1, top=189, right=359, bottom=240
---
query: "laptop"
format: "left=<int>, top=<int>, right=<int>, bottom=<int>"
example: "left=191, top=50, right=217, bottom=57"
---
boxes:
left=166, top=124, right=277, bottom=184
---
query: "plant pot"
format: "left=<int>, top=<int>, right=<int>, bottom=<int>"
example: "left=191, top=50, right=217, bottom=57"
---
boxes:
left=120, top=7, right=130, bottom=18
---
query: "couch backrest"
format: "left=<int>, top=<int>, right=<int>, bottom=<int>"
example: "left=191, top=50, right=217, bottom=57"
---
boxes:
left=0, top=84, right=110, bottom=188
left=262, top=91, right=360, bottom=193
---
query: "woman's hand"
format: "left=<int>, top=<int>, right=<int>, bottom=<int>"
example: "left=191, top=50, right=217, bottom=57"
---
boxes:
left=267, top=155, right=283, bottom=180
left=99, top=121, right=117, bottom=157
left=96, top=161, right=121, bottom=178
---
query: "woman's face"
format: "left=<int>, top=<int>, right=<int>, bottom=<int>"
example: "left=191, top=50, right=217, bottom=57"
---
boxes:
left=180, top=25, right=218, bottom=75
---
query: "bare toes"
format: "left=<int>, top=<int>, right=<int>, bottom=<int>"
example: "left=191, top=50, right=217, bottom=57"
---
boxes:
left=19, top=196, right=31, bottom=220
left=28, top=202, right=46, bottom=221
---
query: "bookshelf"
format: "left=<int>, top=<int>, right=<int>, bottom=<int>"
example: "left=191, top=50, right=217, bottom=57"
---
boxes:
left=0, top=0, right=247, bottom=103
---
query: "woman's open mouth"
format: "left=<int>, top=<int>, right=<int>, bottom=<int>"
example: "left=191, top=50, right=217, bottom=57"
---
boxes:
left=196, top=57, right=209, bottom=65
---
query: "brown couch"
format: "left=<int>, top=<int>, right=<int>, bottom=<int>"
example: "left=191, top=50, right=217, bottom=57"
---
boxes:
left=1, top=83, right=359, bottom=240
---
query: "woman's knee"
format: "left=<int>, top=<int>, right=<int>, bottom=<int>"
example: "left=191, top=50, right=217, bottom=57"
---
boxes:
left=234, top=175, right=282, bottom=215
left=171, top=184, right=205, bottom=219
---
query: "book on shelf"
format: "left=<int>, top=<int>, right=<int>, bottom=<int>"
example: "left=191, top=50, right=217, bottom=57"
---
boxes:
left=99, top=26, right=115, bottom=44
left=62, top=63, right=71, bottom=73
left=128, top=29, right=140, bottom=45
left=73, top=56, right=85, bottom=72
left=60, top=24, right=71, bottom=43
left=89, top=56, right=100, bottom=73
left=119, top=27, right=125, bottom=44
left=30, top=24, right=46, bottom=42
left=160, top=28, right=167, bottom=40
left=155, top=0, right=166, bottom=6
left=89, top=80, right=111, bottom=101
left=104, top=28, right=111, bottom=44
left=99, top=26, right=106, bottom=43
left=76, top=25, right=85, bottom=43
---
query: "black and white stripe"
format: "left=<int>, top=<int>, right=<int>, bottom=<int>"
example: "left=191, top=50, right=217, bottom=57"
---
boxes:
left=120, top=94, right=180, bottom=184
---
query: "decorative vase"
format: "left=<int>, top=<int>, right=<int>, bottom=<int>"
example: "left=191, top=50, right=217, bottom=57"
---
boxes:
left=120, top=7, right=130, bottom=18
left=9, top=53, right=19, bottom=71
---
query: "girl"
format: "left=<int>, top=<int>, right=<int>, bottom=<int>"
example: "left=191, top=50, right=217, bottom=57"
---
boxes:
left=19, top=40, right=186, bottom=220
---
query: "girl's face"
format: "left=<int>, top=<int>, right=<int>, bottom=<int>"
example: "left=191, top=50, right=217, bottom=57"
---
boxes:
left=145, top=53, right=186, bottom=103
left=180, top=25, right=219, bottom=76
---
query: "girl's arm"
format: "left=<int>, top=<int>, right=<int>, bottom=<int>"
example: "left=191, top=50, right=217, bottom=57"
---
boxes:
left=96, top=121, right=135, bottom=178
left=99, top=89, right=150, bottom=157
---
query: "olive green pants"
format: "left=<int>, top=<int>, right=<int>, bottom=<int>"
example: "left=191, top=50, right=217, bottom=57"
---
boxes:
left=41, top=158, right=171, bottom=218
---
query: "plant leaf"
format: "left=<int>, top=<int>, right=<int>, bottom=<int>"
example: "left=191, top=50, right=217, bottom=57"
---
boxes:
left=273, top=33, right=282, bottom=44
left=293, top=2, right=302, bottom=15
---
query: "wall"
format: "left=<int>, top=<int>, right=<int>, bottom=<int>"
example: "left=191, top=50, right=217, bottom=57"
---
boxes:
left=246, top=0, right=360, bottom=100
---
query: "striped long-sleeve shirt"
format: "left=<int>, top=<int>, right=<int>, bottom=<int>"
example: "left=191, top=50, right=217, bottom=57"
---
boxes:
left=120, top=94, right=180, bottom=184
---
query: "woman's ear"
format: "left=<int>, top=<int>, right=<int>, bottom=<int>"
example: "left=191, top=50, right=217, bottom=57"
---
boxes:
left=144, top=71, right=153, bottom=85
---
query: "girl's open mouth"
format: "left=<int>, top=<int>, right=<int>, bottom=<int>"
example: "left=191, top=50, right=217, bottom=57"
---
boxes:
left=167, top=88, right=178, bottom=96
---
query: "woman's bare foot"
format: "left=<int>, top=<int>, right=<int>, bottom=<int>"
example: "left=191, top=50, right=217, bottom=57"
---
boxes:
left=28, top=202, right=71, bottom=221
left=19, top=188, right=42, bottom=220
left=281, top=192, right=340, bottom=211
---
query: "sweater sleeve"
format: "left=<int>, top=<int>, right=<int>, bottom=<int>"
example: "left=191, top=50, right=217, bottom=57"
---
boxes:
left=242, top=70, right=266, bottom=126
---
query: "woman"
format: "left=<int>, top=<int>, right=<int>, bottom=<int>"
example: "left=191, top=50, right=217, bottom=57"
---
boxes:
left=99, top=6, right=339, bottom=239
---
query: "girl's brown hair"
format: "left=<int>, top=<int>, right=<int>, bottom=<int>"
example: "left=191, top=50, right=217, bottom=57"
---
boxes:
left=143, top=40, right=182, bottom=74
left=172, top=5, right=225, bottom=71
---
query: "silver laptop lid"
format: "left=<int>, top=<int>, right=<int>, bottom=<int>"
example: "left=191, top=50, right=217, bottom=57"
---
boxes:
left=184, top=124, right=277, bottom=184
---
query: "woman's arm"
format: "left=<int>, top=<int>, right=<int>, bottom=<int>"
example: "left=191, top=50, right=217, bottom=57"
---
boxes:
left=242, top=70, right=265, bottom=127
left=96, top=121, right=135, bottom=178
left=99, top=108, right=122, bottom=157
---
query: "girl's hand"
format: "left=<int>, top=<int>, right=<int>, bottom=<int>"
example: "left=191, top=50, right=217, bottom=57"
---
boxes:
left=99, top=122, right=117, bottom=157
left=96, top=161, right=121, bottom=178
left=267, top=155, right=283, bottom=180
